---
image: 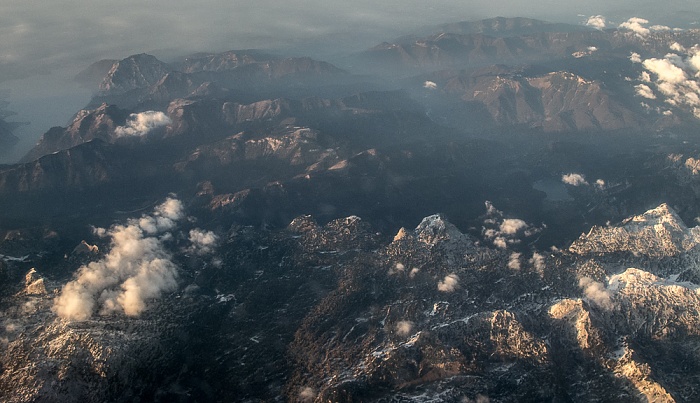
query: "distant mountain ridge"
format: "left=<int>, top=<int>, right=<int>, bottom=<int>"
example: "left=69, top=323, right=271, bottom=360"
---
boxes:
left=75, top=51, right=348, bottom=111
left=419, top=67, right=645, bottom=131
left=394, top=16, right=591, bottom=44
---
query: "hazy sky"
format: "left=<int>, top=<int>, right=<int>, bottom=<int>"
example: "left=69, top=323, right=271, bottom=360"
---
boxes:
left=0, top=0, right=698, bottom=161
left=1, top=0, right=699, bottom=82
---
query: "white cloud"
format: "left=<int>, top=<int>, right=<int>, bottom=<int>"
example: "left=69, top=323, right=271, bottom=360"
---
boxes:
left=635, top=84, right=656, bottom=99
left=53, top=197, right=183, bottom=321
left=423, top=80, right=437, bottom=89
left=561, top=173, right=588, bottom=186
left=299, top=387, right=316, bottom=402
left=619, top=17, right=650, bottom=36
left=689, top=47, right=700, bottom=72
left=484, top=200, right=499, bottom=216
left=463, top=394, right=491, bottom=403
left=114, top=111, right=171, bottom=137
left=629, top=52, right=642, bottom=64
left=137, top=197, right=184, bottom=235
left=650, top=25, right=670, bottom=32
left=395, top=320, right=414, bottom=336
left=594, top=179, right=606, bottom=189
left=643, top=58, right=688, bottom=84
left=482, top=201, right=541, bottom=248
left=529, top=252, right=546, bottom=272
left=188, top=228, right=219, bottom=255
left=670, top=42, right=686, bottom=53
left=585, top=15, right=606, bottom=30
left=493, top=237, right=507, bottom=249
left=637, top=49, right=700, bottom=116
left=499, top=219, right=528, bottom=235
left=388, top=262, right=407, bottom=275
left=438, top=273, right=459, bottom=292
left=507, top=252, right=521, bottom=270
left=579, top=277, right=614, bottom=310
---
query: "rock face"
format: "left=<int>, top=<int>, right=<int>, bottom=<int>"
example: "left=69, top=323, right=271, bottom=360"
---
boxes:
left=85, top=51, right=347, bottom=111
left=98, top=53, right=171, bottom=95
left=434, top=68, right=643, bottom=131
left=1, top=140, right=117, bottom=194
left=74, top=59, right=119, bottom=88
left=21, top=104, right=129, bottom=163
left=569, top=203, right=700, bottom=257
left=2, top=203, right=700, bottom=401
left=0, top=275, right=178, bottom=403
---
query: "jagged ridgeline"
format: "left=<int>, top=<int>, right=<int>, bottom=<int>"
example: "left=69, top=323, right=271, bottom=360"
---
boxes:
left=2, top=15, right=700, bottom=403
left=3, top=205, right=700, bottom=401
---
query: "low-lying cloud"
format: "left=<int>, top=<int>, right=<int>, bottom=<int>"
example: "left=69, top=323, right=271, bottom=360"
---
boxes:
left=53, top=197, right=184, bottom=321
left=561, top=173, right=588, bottom=186
left=114, top=111, right=171, bottom=137
left=299, top=387, right=317, bottom=402
left=500, top=219, right=528, bottom=235
left=579, top=276, right=614, bottom=310
left=507, top=252, right=521, bottom=270
left=188, top=228, right=219, bottom=255
left=395, top=320, right=414, bottom=336
left=635, top=84, right=656, bottom=99
left=438, top=273, right=460, bottom=292
left=530, top=252, right=546, bottom=272
left=585, top=15, right=606, bottom=30
left=632, top=44, right=700, bottom=118
left=482, top=201, right=542, bottom=248
left=619, top=17, right=650, bottom=36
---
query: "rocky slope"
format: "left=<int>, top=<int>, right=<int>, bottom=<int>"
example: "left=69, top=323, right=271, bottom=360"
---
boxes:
left=4, top=15, right=700, bottom=402
left=421, top=67, right=644, bottom=131
left=83, top=51, right=348, bottom=111
left=21, top=103, right=130, bottom=163
left=2, top=203, right=700, bottom=401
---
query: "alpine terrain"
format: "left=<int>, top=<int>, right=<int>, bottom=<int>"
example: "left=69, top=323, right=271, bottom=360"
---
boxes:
left=2, top=15, right=700, bottom=402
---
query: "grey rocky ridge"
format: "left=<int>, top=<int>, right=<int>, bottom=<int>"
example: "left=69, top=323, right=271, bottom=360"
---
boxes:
left=3, top=15, right=700, bottom=402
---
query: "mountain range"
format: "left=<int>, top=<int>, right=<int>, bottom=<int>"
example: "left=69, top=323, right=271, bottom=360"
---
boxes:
left=2, top=16, right=700, bottom=402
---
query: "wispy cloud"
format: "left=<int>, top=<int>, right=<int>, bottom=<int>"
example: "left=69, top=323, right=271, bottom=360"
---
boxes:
left=395, top=320, right=414, bottom=336
left=579, top=276, right=614, bottom=310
